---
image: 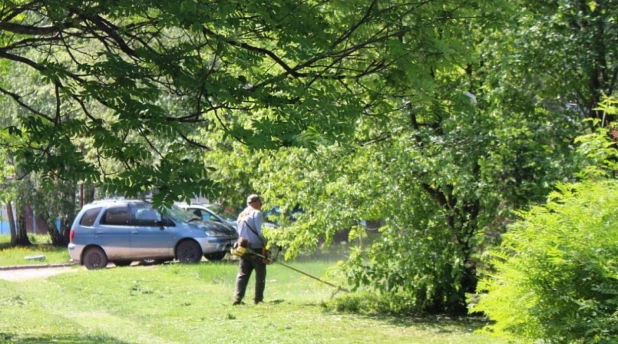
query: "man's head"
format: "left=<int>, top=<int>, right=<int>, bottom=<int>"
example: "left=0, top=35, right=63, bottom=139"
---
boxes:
left=246, top=194, right=262, bottom=208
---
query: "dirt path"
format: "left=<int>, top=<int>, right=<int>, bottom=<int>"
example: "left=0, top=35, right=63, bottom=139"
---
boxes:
left=0, top=266, right=77, bottom=281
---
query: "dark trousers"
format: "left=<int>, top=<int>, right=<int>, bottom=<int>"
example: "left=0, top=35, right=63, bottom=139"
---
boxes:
left=233, top=253, right=267, bottom=303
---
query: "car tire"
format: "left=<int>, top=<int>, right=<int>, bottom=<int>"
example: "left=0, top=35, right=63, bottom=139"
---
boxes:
left=83, top=247, right=108, bottom=270
left=112, top=261, right=132, bottom=267
left=204, top=252, right=226, bottom=261
left=176, top=240, right=202, bottom=264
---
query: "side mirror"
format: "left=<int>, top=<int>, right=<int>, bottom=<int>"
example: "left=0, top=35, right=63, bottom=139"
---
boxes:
left=155, top=220, right=165, bottom=229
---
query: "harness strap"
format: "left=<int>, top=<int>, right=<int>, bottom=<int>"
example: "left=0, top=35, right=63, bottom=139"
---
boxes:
left=243, top=219, right=267, bottom=248
left=242, top=219, right=271, bottom=263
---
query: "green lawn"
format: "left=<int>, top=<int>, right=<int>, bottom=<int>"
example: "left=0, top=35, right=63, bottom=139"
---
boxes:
left=0, top=234, right=70, bottom=267
left=0, top=236, right=512, bottom=343
left=0, top=261, right=511, bottom=343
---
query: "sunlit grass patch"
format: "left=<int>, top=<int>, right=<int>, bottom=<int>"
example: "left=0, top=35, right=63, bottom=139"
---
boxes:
left=0, top=234, right=69, bottom=266
left=0, top=257, right=510, bottom=343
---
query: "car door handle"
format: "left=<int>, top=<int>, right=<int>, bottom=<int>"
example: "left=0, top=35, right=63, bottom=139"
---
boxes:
left=95, top=231, right=103, bottom=234
left=132, top=231, right=139, bottom=234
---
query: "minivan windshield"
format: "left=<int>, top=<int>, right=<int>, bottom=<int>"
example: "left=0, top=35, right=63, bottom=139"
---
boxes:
left=206, top=205, right=238, bottom=221
left=165, top=205, right=200, bottom=223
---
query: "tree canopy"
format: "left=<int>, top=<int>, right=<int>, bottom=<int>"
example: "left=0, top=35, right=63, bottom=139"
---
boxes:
left=0, top=0, right=507, bottom=205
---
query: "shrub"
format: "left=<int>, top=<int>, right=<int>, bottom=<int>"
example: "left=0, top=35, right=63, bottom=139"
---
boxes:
left=322, top=291, right=421, bottom=315
left=472, top=180, right=618, bottom=343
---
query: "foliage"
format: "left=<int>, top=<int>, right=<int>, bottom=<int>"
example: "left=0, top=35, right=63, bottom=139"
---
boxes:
left=473, top=111, right=618, bottom=343
left=322, top=291, right=420, bottom=315
left=222, top=8, right=584, bottom=312
left=0, top=0, right=509, bottom=206
left=575, top=96, right=618, bottom=179
left=483, top=0, right=618, bottom=127
left=174, top=0, right=605, bottom=316
left=472, top=179, right=618, bottom=343
left=212, top=75, right=582, bottom=313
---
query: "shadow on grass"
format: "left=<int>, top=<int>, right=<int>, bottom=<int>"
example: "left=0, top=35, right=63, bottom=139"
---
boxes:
left=364, top=314, right=490, bottom=333
left=0, top=243, right=64, bottom=251
left=0, top=332, right=129, bottom=343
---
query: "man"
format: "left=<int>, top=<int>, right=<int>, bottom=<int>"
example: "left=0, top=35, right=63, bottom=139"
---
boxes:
left=233, top=194, right=268, bottom=305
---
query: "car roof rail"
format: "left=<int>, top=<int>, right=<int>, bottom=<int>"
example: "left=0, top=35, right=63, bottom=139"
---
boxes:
left=90, top=199, right=148, bottom=205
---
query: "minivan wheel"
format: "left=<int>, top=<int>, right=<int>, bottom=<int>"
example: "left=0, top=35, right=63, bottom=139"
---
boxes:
left=204, top=252, right=226, bottom=261
left=83, top=247, right=108, bottom=270
left=177, top=240, right=202, bottom=263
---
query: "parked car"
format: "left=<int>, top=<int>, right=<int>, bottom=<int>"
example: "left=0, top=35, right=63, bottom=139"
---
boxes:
left=177, top=203, right=278, bottom=230
left=67, top=199, right=238, bottom=269
left=176, top=203, right=238, bottom=231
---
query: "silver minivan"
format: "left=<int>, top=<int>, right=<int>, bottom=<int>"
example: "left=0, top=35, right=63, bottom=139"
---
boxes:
left=67, top=199, right=238, bottom=269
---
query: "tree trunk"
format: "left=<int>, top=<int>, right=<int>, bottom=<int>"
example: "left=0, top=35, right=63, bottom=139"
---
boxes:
left=57, top=178, right=77, bottom=242
left=60, top=217, right=71, bottom=242
left=7, top=201, right=17, bottom=246
left=13, top=203, right=32, bottom=246
left=41, top=213, right=67, bottom=246
left=85, top=182, right=96, bottom=204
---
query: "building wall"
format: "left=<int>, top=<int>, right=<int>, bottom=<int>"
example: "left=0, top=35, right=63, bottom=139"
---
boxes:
left=0, top=204, right=9, bottom=235
left=0, top=204, right=58, bottom=235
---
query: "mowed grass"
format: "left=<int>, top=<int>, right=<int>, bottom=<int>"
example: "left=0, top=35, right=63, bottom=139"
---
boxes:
left=0, top=256, right=510, bottom=344
left=0, top=234, right=71, bottom=267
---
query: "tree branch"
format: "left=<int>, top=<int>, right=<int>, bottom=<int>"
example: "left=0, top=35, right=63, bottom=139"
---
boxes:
left=0, top=85, right=54, bottom=123
left=175, top=130, right=212, bottom=150
left=0, top=21, right=61, bottom=36
left=201, top=26, right=302, bottom=78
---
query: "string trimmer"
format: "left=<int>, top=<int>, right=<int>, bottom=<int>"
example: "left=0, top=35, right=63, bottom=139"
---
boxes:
left=231, top=240, right=349, bottom=297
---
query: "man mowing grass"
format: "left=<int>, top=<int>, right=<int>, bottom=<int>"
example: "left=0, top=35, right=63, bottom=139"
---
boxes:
left=232, top=194, right=270, bottom=305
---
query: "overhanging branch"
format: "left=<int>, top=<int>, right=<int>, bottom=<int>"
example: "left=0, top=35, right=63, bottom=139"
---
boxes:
left=0, top=21, right=61, bottom=36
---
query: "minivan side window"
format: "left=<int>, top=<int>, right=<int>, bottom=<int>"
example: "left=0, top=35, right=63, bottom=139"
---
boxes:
left=131, top=207, right=160, bottom=226
left=100, top=206, right=131, bottom=226
left=79, top=207, right=102, bottom=227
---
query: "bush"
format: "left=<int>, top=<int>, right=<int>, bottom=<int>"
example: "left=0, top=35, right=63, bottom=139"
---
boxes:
left=322, top=291, right=421, bottom=315
left=472, top=180, right=618, bottom=343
